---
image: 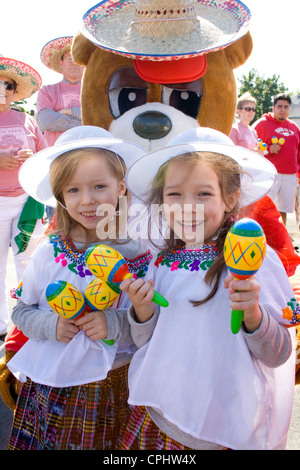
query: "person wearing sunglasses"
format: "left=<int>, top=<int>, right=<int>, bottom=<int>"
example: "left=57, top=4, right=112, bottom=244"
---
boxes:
left=0, top=56, right=48, bottom=343
left=229, top=92, right=259, bottom=151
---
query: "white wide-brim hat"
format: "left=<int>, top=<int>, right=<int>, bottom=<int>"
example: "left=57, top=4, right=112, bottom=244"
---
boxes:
left=0, top=56, right=42, bottom=100
left=81, top=0, right=251, bottom=61
left=40, top=36, right=74, bottom=73
left=19, top=125, right=146, bottom=208
left=125, top=127, right=277, bottom=208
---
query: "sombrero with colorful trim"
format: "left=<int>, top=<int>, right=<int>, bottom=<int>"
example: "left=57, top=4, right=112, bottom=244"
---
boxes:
left=81, top=0, right=251, bottom=83
left=0, top=56, right=42, bottom=100
left=40, top=36, right=74, bottom=73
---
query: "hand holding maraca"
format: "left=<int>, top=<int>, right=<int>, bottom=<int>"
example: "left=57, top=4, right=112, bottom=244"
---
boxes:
left=223, top=218, right=266, bottom=334
left=85, top=245, right=169, bottom=308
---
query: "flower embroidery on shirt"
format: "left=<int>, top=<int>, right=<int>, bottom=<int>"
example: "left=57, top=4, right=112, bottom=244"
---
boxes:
left=282, top=298, right=300, bottom=325
left=155, top=244, right=218, bottom=272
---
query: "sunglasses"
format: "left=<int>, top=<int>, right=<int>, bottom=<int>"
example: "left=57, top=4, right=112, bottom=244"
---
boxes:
left=242, top=107, right=256, bottom=112
left=0, top=81, right=16, bottom=91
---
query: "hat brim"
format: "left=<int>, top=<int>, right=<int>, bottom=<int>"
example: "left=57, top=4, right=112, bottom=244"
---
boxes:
left=40, top=37, right=73, bottom=73
left=125, top=142, right=277, bottom=207
left=81, top=0, right=251, bottom=61
left=19, top=137, right=146, bottom=208
left=0, top=58, right=42, bottom=100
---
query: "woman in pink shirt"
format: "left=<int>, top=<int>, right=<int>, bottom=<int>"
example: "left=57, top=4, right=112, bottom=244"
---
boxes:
left=229, top=92, right=259, bottom=151
left=0, top=57, right=47, bottom=340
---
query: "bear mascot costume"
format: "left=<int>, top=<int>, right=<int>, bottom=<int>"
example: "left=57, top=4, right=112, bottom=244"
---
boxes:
left=1, top=0, right=300, bottom=412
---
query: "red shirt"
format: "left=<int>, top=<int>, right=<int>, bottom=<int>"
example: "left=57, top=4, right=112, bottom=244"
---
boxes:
left=252, top=113, right=300, bottom=174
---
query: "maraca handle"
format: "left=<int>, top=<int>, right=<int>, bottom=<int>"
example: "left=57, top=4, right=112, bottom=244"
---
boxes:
left=102, top=339, right=115, bottom=346
left=231, top=309, right=244, bottom=334
left=153, top=290, right=169, bottom=308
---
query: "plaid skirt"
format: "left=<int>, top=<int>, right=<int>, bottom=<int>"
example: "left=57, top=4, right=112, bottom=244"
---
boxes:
left=9, top=364, right=131, bottom=450
left=119, top=406, right=192, bottom=450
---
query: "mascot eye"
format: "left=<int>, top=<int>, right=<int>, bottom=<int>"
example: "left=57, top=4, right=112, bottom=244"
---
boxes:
left=161, top=86, right=202, bottom=119
left=108, top=87, right=148, bottom=118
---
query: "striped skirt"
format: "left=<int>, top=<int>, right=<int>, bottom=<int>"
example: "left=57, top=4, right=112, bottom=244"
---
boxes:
left=9, top=364, right=130, bottom=450
left=119, top=405, right=192, bottom=450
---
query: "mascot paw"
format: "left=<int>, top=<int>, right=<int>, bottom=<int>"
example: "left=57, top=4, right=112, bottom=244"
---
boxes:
left=0, top=350, right=22, bottom=410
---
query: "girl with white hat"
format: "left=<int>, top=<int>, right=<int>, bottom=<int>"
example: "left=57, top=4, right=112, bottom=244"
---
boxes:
left=119, top=127, right=297, bottom=450
left=0, top=56, right=47, bottom=342
left=7, top=126, right=151, bottom=450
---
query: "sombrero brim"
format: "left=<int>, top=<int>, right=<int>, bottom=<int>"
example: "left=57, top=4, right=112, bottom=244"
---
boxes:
left=19, top=136, right=146, bottom=208
left=81, top=0, right=251, bottom=61
left=40, top=36, right=73, bottom=73
left=125, top=142, right=277, bottom=208
left=0, top=58, right=42, bottom=100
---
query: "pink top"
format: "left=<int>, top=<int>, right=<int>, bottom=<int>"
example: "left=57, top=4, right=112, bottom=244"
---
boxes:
left=229, top=121, right=258, bottom=150
left=37, top=81, right=81, bottom=146
left=0, top=109, right=48, bottom=197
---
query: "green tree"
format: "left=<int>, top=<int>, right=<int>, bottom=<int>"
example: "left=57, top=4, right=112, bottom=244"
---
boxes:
left=237, top=68, right=289, bottom=123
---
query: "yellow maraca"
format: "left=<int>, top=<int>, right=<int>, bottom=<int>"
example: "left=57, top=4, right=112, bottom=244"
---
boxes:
left=46, top=280, right=87, bottom=319
left=223, top=218, right=266, bottom=334
left=46, top=280, right=114, bottom=345
left=85, top=245, right=169, bottom=307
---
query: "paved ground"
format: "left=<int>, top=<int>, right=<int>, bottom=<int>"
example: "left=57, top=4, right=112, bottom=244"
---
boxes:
left=1, top=214, right=300, bottom=450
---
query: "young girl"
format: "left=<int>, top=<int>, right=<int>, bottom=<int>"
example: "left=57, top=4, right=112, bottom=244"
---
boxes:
left=120, top=127, right=297, bottom=450
left=7, top=125, right=151, bottom=450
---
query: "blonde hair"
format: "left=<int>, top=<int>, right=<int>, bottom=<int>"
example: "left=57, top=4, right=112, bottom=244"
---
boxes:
left=49, top=147, right=127, bottom=241
left=148, top=151, right=242, bottom=305
left=237, top=92, right=256, bottom=109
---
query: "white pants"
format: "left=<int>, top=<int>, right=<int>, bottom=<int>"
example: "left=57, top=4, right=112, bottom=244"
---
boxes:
left=0, top=194, right=44, bottom=335
left=268, top=173, right=298, bottom=213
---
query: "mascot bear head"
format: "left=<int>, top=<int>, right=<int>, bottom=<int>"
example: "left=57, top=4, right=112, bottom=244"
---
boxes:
left=72, top=0, right=253, bottom=150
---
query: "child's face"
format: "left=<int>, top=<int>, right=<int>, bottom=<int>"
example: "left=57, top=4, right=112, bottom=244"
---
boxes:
left=163, top=159, right=234, bottom=245
left=62, top=152, right=126, bottom=241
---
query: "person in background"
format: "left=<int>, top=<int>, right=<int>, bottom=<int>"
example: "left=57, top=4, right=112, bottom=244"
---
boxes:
left=37, top=36, right=84, bottom=146
left=0, top=56, right=47, bottom=342
left=229, top=92, right=259, bottom=150
left=252, top=93, right=300, bottom=226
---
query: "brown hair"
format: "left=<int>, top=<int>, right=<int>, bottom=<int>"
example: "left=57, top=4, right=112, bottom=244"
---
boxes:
left=49, top=147, right=127, bottom=242
left=147, top=151, right=242, bottom=305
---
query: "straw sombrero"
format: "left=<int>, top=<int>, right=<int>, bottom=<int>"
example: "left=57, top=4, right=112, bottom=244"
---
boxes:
left=125, top=127, right=277, bottom=208
left=0, top=57, right=42, bottom=100
left=40, top=36, right=74, bottom=73
left=81, top=0, right=251, bottom=83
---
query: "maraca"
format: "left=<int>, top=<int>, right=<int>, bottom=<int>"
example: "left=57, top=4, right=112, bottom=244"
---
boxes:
left=85, top=245, right=169, bottom=307
left=257, top=139, right=267, bottom=153
left=272, top=136, right=285, bottom=146
left=46, top=281, right=87, bottom=319
left=46, top=280, right=114, bottom=345
left=84, top=278, right=119, bottom=312
left=223, top=218, right=266, bottom=334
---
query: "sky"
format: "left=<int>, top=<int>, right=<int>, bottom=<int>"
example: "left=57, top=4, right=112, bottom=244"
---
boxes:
left=0, top=0, right=299, bottom=109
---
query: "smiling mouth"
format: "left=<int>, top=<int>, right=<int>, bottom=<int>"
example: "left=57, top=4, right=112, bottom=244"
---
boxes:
left=81, top=211, right=97, bottom=217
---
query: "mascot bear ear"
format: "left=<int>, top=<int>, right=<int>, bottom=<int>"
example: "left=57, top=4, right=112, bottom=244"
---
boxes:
left=224, top=31, right=253, bottom=69
left=72, top=31, right=97, bottom=65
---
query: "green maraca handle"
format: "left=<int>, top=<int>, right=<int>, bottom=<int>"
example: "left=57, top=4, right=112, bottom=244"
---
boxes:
left=102, top=339, right=115, bottom=346
left=153, top=290, right=169, bottom=308
left=231, top=309, right=244, bottom=334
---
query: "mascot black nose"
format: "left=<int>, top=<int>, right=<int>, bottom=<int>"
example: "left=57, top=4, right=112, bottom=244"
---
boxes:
left=133, top=111, right=172, bottom=140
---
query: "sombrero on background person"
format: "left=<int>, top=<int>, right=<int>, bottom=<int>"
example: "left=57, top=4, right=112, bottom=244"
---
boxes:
left=40, top=36, right=74, bottom=73
left=0, top=56, right=42, bottom=101
left=81, top=0, right=251, bottom=83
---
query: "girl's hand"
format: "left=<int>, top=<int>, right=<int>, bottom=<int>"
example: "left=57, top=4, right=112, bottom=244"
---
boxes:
left=224, top=273, right=262, bottom=332
left=120, top=278, right=156, bottom=323
left=56, top=316, right=80, bottom=343
left=0, top=153, right=18, bottom=170
left=75, top=311, right=108, bottom=341
left=17, top=149, right=33, bottom=164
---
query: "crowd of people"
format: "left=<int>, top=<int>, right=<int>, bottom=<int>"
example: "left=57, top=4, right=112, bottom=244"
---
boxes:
left=0, top=35, right=300, bottom=451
